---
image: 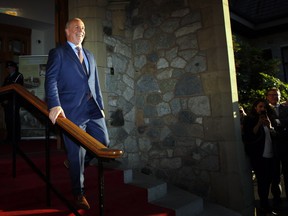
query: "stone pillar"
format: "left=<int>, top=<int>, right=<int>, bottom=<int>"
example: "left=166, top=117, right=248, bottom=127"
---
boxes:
left=107, top=1, right=130, bottom=37
left=108, top=1, right=129, bottom=36
left=189, top=0, right=254, bottom=215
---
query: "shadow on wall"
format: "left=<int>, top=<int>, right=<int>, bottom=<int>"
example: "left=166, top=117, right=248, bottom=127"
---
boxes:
left=110, top=109, right=124, bottom=126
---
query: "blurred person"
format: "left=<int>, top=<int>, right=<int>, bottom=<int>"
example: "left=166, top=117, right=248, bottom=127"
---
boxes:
left=266, top=87, right=288, bottom=207
left=242, top=99, right=278, bottom=215
left=1, top=61, right=24, bottom=143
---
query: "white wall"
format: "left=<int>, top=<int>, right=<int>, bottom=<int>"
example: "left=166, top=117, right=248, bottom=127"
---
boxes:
left=31, top=28, right=55, bottom=55
left=31, top=30, right=45, bottom=55
left=44, top=28, right=55, bottom=54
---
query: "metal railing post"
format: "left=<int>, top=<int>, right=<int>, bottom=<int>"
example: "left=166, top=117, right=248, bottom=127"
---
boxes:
left=45, top=120, right=51, bottom=207
left=12, top=92, right=17, bottom=178
left=98, top=159, right=105, bottom=216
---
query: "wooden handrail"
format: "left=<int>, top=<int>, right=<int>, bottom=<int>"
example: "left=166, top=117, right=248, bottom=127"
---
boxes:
left=0, top=84, right=123, bottom=159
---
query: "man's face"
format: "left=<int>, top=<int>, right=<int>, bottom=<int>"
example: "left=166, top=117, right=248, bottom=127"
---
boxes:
left=65, top=19, right=85, bottom=46
left=266, top=90, right=280, bottom=105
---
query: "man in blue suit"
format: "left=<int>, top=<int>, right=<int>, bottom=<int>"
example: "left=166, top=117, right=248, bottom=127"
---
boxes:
left=45, top=17, right=109, bottom=210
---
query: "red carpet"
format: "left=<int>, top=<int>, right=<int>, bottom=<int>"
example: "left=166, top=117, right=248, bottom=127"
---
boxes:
left=0, top=140, right=175, bottom=216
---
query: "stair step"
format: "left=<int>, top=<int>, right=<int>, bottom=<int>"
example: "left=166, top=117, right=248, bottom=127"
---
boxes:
left=104, top=163, right=239, bottom=216
left=152, top=184, right=203, bottom=216
left=129, top=171, right=167, bottom=202
left=127, top=171, right=203, bottom=216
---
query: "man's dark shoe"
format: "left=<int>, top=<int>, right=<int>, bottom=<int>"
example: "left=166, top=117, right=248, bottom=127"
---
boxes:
left=259, top=206, right=279, bottom=216
left=271, top=210, right=279, bottom=216
left=273, top=198, right=282, bottom=212
left=74, top=195, right=90, bottom=210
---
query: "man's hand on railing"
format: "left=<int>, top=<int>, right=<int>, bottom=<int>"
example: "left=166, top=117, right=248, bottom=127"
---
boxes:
left=49, top=106, right=66, bottom=124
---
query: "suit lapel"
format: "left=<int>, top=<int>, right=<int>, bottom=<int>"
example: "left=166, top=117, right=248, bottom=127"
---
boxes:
left=65, top=43, right=89, bottom=76
left=64, top=43, right=80, bottom=65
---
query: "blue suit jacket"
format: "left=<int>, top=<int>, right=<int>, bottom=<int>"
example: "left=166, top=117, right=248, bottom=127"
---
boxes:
left=45, top=42, right=104, bottom=125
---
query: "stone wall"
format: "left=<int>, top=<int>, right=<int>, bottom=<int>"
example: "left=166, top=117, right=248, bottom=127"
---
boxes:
left=105, top=0, right=217, bottom=197
left=69, top=0, right=254, bottom=215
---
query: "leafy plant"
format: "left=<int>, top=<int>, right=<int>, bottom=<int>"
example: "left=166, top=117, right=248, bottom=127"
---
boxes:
left=233, top=35, right=288, bottom=111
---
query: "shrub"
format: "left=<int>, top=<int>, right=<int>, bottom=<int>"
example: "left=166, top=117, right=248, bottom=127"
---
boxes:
left=233, top=35, right=288, bottom=111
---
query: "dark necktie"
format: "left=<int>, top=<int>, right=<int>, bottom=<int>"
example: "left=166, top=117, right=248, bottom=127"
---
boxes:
left=76, top=46, right=88, bottom=76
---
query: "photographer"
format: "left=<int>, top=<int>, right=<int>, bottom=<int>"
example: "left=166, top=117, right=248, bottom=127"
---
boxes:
left=242, top=99, right=278, bottom=215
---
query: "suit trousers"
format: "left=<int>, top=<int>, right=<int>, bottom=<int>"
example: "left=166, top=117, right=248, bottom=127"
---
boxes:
left=271, top=138, right=288, bottom=201
left=250, top=156, right=273, bottom=208
left=62, top=117, right=110, bottom=196
left=271, top=157, right=282, bottom=201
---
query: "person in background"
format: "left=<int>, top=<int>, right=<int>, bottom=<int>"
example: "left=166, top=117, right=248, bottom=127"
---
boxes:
left=1, top=61, right=24, bottom=143
left=242, top=99, right=278, bottom=215
left=266, top=87, right=288, bottom=208
left=45, top=18, right=109, bottom=210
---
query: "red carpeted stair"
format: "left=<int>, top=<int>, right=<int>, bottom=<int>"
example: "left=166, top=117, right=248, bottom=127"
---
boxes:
left=0, top=140, right=175, bottom=216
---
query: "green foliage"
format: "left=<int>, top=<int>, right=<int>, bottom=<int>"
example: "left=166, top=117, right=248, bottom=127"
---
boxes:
left=261, top=73, right=288, bottom=99
left=233, top=35, right=288, bottom=111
